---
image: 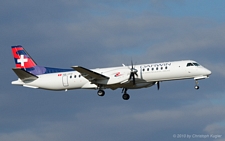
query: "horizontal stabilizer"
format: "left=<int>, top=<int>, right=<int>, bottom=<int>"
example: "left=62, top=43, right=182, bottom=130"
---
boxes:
left=12, top=68, right=38, bottom=81
left=72, top=66, right=109, bottom=81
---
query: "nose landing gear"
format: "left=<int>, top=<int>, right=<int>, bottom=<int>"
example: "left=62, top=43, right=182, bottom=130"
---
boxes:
left=195, top=85, right=199, bottom=90
left=195, top=80, right=200, bottom=90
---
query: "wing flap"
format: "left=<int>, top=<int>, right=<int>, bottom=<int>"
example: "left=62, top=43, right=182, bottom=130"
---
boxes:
left=72, top=66, right=109, bottom=82
left=12, top=68, right=38, bottom=81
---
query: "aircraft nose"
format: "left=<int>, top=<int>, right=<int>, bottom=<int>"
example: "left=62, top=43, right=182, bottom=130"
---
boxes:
left=205, top=68, right=212, bottom=76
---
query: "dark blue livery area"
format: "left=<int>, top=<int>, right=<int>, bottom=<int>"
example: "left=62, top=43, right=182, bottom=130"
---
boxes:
left=25, top=66, right=73, bottom=75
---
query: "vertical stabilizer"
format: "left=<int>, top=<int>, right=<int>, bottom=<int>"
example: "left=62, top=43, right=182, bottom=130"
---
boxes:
left=11, top=45, right=37, bottom=70
left=11, top=45, right=46, bottom=75
left=11, top=45, right=73, bottom=76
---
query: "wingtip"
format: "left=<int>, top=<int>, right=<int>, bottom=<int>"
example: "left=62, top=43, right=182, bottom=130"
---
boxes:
left=71, top=66, right=79, bottom=69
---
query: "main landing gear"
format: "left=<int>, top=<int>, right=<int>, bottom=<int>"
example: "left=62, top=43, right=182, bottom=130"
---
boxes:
left=97, top=88, right=130, bottom=100
left=122, top=88, right=130, bottom=100
left=97, top=85, right=105, bottom=96
left=97, top=89, right=105, bottom=96
left=195, top=80, right=200, bottom=90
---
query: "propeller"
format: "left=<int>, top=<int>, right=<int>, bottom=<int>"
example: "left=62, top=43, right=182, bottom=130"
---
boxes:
left=129, top=60, right=138, bottom=85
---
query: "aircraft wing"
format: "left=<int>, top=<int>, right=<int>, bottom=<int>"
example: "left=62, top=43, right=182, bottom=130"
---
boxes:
left=72, top=66, right=109, bottom=83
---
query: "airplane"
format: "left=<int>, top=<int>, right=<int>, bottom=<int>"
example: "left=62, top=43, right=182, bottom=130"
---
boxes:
left=11, top=45, right=212, bottom=100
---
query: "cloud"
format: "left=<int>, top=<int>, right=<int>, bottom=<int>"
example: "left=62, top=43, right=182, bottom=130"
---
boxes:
left=0, top=101, right=224, bottom=141
left=204, top=123, right=225, bottom=135
left=0, top=130, right=42, bottom=141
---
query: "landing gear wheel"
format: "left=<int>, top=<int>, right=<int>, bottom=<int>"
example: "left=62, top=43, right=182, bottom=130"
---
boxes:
left=195, top=85, right=199, bottom=90
left=122, top=93, right=130, bottom=100
left=194, top=80, right=200, bottom=90
left=97, top=90, right=105, bottom=96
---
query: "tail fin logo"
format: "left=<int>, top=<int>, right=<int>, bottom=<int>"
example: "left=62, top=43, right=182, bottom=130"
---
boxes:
left=12, top=45, right=37, bottom=69
left=17, top=55, right=28, bottom=66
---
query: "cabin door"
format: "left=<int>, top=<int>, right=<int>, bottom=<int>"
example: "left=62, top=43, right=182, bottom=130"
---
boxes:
left=62, top=73, right=69, bottom=87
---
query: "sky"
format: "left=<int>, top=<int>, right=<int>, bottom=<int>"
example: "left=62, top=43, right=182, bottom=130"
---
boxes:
left=1, top=0, right=225, bottom=141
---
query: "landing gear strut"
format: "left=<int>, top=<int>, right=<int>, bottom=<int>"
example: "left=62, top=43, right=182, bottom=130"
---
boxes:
left=195, top=80, right=200, bottom=90
left=122, top=88, right=130, bottom=100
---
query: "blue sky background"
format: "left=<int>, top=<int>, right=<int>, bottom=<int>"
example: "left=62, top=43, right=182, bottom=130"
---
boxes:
left=1, top=0, right=225, bottom=141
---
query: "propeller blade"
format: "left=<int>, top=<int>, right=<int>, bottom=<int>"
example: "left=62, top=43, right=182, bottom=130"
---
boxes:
left=132, top=74, right=135, bottom=85
left=134, top=72, right=138, bottom=77
left=128, top=59, right=138, bottom=85
left=129, top=71, right=133, bottom=79
left=131, top=60, right=134, bottom=69
left=128, top=73, right=135, bottom=85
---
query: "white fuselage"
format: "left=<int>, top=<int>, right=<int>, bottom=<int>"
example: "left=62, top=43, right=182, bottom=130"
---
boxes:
left=12, top=60, right=211, bottom=91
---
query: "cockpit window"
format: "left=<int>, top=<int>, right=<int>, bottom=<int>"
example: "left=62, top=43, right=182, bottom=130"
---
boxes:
left=186, top=63, right=194, bottom=67
left=187, top=62, right=201, bottom=67
left=193, top=63, right=200, bottom=66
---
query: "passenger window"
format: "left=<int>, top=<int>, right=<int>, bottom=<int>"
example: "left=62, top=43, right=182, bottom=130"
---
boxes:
left=147, top=68, right=149, bottom=71
left=165, top=66, right=167, bottom=69
left=74, top=75, right=76, bottom=78
left=143, top=69, right=145, bottom=72
left=152, top=68, right=154, bottom=71
left=156, top=67, right=158, bottom=70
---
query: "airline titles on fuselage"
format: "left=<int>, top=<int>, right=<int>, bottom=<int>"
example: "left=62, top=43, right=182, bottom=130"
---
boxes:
left=141, top=62, right=172, bottom=71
